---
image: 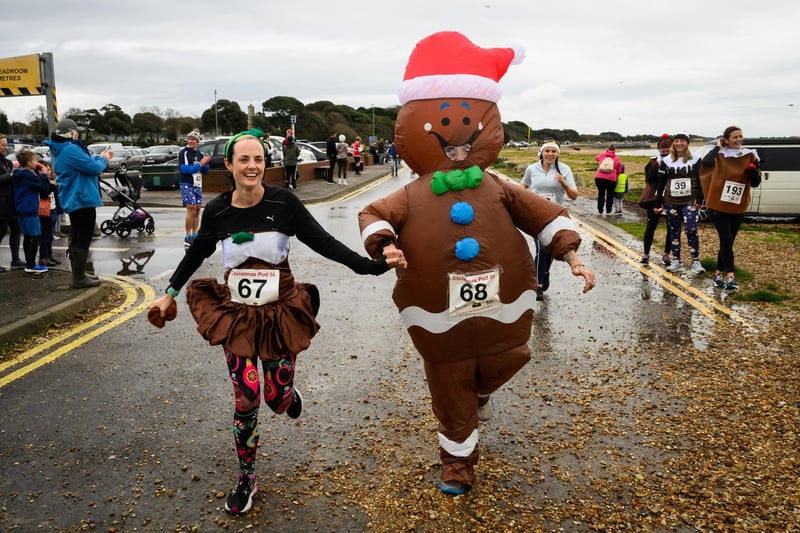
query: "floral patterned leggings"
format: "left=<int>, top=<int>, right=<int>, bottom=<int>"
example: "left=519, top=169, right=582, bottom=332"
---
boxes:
left=225, top=350, right=296, bottom=475
left=666, top=204, right=700, bottom=261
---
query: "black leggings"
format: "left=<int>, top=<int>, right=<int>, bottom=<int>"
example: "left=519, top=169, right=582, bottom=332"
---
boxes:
left=68, top=207, right=96, bottom=250
left=709, top=210, right=744, bottom=274
left=643, top=207, right=671, bottom=257
left=23, top=234, right=39, bottom=268
left=0, top=217, right=22, bottom=261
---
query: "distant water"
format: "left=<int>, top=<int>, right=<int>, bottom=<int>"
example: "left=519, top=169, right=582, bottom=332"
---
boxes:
left=615, top=149, right=658, bottom=157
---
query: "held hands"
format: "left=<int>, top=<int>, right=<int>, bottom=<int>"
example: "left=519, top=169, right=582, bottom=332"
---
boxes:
left=381, top=243, right=407, bottom=270
left=201, top=155, right=211, bottom=166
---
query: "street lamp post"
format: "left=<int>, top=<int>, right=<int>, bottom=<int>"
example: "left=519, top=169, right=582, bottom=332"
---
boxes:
left=371, top=104, right=375, bottom=140
left=214, top=90, right=219, bottom=137
left=290, top=114, right=296, bottom=141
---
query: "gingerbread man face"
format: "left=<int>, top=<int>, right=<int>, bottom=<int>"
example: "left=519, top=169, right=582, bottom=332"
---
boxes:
left=394, top=98, right=504, bottom=176
left=393, top=31, right=523, bottom=176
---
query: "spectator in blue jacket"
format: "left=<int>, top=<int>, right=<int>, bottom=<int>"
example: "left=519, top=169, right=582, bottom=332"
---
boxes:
left=11, top=150, right=51, bottom=273
left=45, top=118, right=111, bottom=288
left=178, top=130, right=211, bottom=246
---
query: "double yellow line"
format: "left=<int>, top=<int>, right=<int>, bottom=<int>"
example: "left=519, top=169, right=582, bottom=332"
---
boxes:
left=575, top=218, right=750, bottom=327
left=0, top=275, right=154, bottom=388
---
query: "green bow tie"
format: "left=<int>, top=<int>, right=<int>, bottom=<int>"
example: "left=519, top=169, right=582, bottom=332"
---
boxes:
left=230, top=231, right=255, bottom=244
left=431, top=166, right=483, bottom=195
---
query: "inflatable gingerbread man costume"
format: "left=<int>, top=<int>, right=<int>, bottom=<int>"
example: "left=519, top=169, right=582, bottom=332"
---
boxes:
left=359, top=31, right=596, bottom=494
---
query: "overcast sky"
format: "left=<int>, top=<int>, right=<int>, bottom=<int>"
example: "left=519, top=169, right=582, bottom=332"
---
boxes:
left=1, top=0, right=798, bottom=139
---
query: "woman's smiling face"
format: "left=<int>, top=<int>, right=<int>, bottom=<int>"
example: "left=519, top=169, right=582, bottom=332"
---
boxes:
left=225, top=137, right=265, bottom=188
left=725, top=129, right=744, bottom=149
left=541, top=147, right=558, bottom=163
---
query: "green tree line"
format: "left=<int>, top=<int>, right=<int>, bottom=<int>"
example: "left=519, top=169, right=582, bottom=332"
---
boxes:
left=1, top=97, right=670, bottom=146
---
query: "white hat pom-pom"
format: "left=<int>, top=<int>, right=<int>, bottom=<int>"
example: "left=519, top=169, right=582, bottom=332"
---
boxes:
left=508, top=41, right=525, bottom=64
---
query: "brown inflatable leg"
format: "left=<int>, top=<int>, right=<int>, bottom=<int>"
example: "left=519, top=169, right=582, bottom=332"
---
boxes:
left=423, top=344, right=530, bottom=490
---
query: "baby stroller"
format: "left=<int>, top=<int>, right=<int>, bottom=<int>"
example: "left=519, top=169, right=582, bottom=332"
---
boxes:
left=99, top=169, right=155, bottom=238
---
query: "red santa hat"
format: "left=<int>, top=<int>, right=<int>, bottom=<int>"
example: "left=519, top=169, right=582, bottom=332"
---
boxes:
left=398, top=31, right=525, bottom=105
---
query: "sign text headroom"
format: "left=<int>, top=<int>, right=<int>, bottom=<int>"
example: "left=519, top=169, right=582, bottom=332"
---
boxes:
left=0, top=54, right=44, bottom=96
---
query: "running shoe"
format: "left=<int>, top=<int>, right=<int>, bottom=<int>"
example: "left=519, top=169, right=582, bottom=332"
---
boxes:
left=287, top=388, right=303, bottom=419
left=661, top=254, right=671, bottom=266
left=639, top=254, right=650, bottom=265
left=24, top=264, right=48, bottom=274
left=478, top=396, right=494, bottom=422
left=183, top=235, right=193, bottom=247
left=225, top=474, right=258, bottom=515
left=439, top=480, right=468, bottom=496
left=10, top=259, right=25, bottom=270
left=689, top=261, right=706, bottom=275
left=713, top=273, right=725, bottom=288
left=666, top=260, right=684, bottom=273
left=724, top=278, right=739, bottom=292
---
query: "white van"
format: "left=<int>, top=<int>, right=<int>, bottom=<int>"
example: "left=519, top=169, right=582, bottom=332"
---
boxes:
left=698, top=139, right=800, bottom=218
left=87, top=142, right=124, bottom=155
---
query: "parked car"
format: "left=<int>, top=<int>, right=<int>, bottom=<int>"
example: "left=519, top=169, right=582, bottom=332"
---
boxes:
left=87, top=142, right=124, bottom=155
left=106, top=148, right=147, bottom=172
left=696, top=139, right=800, bottom=219
left=307, top=141, right=328, bottom=152
left=296, top=141, right=327, bottom=162
left=197, top=136, right=287, bottom=169
left=270, top=136, right=318, bottom=165
left=7, top=142, right=34, bottom=154
left=196, top=137, right=233, bottom=170
left=32, top=146, right=51, bottom=159
left=143, top=145, right=181, bottom=164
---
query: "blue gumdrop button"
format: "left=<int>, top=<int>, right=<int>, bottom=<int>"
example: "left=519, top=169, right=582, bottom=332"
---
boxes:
left=450, top=202, right=474, bottom=225
left=455, top=237, right=480, bottom=261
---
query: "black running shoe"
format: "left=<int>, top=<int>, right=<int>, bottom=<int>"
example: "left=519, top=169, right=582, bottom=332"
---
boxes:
left=225, top=474, right=257, bottom=515
left=287, top=388, right=303, bottom=419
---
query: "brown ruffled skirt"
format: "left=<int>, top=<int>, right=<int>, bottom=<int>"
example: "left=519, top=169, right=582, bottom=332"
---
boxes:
left=185, top=259, right=320, bottom=360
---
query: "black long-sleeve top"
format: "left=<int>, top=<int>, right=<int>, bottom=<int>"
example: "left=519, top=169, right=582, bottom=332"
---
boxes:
left=168, top=186, right=386, bottom=291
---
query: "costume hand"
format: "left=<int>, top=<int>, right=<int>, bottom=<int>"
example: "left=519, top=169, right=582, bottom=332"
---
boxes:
left=572, top=265, right=596, bottom=294
left=382, top=243, right=407, bottom=269
left=147, top=294, right=177, bottom=328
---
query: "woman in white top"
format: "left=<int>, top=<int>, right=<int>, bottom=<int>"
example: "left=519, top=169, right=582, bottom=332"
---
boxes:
left=521, top=142, right=579, bottom=300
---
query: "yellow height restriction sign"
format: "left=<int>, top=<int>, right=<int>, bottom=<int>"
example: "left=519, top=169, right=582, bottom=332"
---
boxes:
left=0, top=54, right=43, bottom=97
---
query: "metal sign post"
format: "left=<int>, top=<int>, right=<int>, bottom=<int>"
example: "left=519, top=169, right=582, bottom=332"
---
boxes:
left=40, top=53, right=57, bottom=135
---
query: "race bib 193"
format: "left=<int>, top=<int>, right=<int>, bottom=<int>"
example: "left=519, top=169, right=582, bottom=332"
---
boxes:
left=720, top=180, right=745, bottom=204
left=447, top=267, right=501, bottom=316
left=228, top=269, right=280, bottom=306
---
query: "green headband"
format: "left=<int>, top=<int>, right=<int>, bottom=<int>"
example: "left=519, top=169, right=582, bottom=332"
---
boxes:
left=224, top=128, right=266, bottom=161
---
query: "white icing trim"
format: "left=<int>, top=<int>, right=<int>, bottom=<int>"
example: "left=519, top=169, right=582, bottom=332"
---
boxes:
left=439, top=429, right=479, bottom=457
left=399, top=289, right=537, bottom=334
left=536, top=215, right=576, bottom=247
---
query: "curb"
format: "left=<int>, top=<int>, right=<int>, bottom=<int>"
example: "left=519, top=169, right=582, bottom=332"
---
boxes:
left=0, top=278, right=106, bottom=346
